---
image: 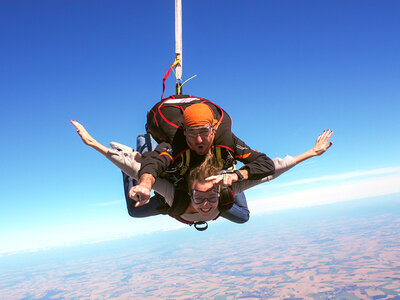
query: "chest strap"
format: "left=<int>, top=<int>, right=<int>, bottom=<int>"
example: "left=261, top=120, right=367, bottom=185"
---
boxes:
left=179, top=149, right=190, bottom=176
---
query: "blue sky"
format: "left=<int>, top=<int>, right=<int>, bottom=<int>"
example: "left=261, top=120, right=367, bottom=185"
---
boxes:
left=1, top=0, right=399, bottom=255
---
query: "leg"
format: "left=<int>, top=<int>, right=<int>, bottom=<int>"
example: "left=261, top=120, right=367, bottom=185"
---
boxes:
left=221, top=192, right=250, bottom=224
left=136, top=133, right=157, bottom=154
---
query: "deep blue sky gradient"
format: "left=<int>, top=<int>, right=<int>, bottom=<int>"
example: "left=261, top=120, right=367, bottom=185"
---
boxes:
left=1, top=0, right=399, bottom=253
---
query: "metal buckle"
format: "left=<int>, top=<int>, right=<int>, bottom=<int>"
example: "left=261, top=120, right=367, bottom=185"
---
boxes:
left=194, top=221, right=208, bottom=231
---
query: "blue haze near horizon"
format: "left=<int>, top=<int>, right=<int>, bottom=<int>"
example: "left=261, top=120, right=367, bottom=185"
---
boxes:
left=1, top=194, right=400, bottom=269
left=1, top=194, right=400, bottom=299
left=0, top=0, right=400, bottom=255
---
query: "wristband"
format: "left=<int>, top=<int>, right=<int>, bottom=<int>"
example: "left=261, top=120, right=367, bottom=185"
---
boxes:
left=218, top=169, right=244, bottom=181
left=234, top=170, right=244, bottom=181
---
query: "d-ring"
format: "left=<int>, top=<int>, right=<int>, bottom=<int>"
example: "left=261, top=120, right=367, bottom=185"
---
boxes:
left=194, top=221, right=208, bottom=231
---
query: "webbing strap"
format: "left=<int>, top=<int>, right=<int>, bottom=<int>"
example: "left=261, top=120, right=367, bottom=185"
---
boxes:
left=175, top=0, right=182, bottom=81
left=161, top=57, right=180, bottom=100
left=215, top=147, right=224, bottom=169
left=179, top=149, right=190, bottom=176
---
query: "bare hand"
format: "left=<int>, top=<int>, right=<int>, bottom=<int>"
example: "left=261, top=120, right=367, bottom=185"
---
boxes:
left=205, top=173, right=237, bottom=187
left=129, top=184, right=151, bottom=207
left=312, top=130, right=333, bottom=156
left=71, top=120, right=96, bottom=146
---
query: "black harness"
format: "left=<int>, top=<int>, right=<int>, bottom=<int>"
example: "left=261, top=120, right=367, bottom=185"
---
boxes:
left=146, top=95, right=237, bottom=230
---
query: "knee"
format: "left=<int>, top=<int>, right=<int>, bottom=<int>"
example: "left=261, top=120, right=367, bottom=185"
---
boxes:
left=126, top=199, right=148, bottom=218
left=127, top=205, right=149, bottom=218
left=126, top=195, right=161, bottom=218
left=236, top=213, right=250, bottom=224
left=126, top=202, right=140, bottom=218
left=222, top=209, right=250, bottom=224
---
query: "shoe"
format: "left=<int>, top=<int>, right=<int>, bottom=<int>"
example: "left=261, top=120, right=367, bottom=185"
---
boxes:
left=110, top=142, right=134, bottom=152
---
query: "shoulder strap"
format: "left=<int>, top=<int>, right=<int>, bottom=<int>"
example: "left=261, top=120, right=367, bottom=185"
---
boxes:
left=179, top=149, right=191, bottom=176
left=215, top=146, right=224, bottom=169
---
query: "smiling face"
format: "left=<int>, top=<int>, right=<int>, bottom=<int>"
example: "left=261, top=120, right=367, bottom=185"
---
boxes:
left=191, top=180, right=219, bottom=218
left=184, top=124, right=214, bottom=155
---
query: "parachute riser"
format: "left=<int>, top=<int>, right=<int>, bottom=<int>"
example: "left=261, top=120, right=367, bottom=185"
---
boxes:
left=161, top=0, right=197, bottom=99
left=176, top=82, right=183, bottom=95
left=175, top=0, right=183, bottom=94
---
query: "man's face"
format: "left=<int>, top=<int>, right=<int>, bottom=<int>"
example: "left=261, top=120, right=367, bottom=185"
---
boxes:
left=191, top=180, right=219, bottom=218
left=184, top=124, right=214, bottom=155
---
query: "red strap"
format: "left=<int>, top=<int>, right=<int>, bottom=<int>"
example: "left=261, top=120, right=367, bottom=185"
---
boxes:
left=161, top=60, right=179, bottom=99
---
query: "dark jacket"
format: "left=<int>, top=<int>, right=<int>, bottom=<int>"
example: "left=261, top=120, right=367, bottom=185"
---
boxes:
left=139, top=95, right=275, bottom=188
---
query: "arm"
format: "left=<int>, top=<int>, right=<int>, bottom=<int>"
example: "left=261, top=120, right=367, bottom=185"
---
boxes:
left=293, top=130, right=333, bottom=164
left=208, top=133, right=275, bottom=186
left=71, top=120, right=176, bottom=207
left=72, top=120, right=152, bottom=206
left=138, top=142, right=174, bottom=179
left=233, top=133, right=275, bottom=180
left=72, top=120, right=142, bottom=178
left=231, top=130, right=334, bottom=194
left=71, top=120, right=109, bottom=156
left=130, top=142, right=175, bottom=205
left=129, top=173, right=156, bottom=206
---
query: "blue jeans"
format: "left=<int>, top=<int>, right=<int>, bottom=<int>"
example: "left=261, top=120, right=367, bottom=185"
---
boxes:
left=221, top=192, right=249, bottom=223
left=122, top=133, right=249, bottom=223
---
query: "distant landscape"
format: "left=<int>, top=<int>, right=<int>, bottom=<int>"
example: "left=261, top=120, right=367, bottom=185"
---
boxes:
left=1, top=194, right=400, bottom=299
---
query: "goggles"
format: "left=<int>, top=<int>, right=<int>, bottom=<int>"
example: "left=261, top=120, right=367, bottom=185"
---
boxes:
left=184, top=124, right=213, bottom=139
left=191, top=186, right=220, bottom=205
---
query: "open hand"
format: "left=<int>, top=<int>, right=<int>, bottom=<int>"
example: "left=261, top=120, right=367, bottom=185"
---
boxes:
left=205, top=172, right=237, bottom=187
left=312, top=130, right=333, bottom=156
left=71, top=120, right=96, bottom=146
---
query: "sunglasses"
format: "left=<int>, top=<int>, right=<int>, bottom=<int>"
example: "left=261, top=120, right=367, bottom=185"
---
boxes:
left=184, top=124, right=213, bottom=139
left=191, top=186, right=220, bottom=205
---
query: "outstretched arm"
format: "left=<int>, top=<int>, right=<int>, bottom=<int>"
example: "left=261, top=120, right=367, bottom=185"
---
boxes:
left=71, top=120, right=109, bottom=156
left=206, top=133, right=275, bottom=187
left=71, top=120, right=175, bottom=208
left=210, top=130, right=334, bottom=194
left=293, top=129, right=333, bottom=164
left=71, top=120, right=149, bottom=204
left=262, top=130, right=333, bottom=182
left=72, top=120, right=144, bottom=180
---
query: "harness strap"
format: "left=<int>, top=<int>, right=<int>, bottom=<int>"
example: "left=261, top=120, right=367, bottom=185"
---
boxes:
left=215, top=147, right=224, bottom=169
left=172, top=146, right=236, bottom=178
left=179, top=149, right=191, bottom=176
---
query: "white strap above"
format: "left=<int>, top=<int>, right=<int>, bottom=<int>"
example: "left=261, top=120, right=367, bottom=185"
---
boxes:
left=175, top=0, right=182, bottom=81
